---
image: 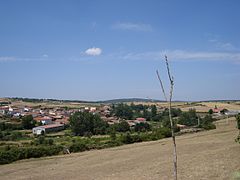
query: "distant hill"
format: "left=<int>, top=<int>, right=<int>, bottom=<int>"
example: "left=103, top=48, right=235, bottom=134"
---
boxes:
left=7, top=97, right=163, bottom=104
left=5, top=97, right=239, bottom=104
left=96, top=98, right=163, bottom=104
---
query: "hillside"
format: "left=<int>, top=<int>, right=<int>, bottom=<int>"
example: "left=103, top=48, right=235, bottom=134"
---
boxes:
left=0, top=118, right=239, bottom=180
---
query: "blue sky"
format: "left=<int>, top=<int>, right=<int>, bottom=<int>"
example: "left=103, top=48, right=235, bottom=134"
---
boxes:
left=0, top=0, right=240, bottom=101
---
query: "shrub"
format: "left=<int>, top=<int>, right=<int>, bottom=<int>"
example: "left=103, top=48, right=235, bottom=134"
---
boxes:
left=0, top=131, right=26, bottom=141
left=150, top=127, right=171, bottom=140
left=236, top=114, right=240, bottom=130
left=0, top=145, right=63, bottom=164
left=134, top=122, right=151, bottom=132
left=199, top=115, right=216, bottom=130
left=201, top=123, right=216, bottom=130
left=32, top=136, right=55, bottom=146
left=120, top=132, right=133, bottom=144
left=69, top=141, right=88, bottom=152
left=113, top=120, right=130, bottom=132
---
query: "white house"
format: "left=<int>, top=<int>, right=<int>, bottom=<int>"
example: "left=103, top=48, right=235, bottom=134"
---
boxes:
left=32, top=123, right=64, bottom=135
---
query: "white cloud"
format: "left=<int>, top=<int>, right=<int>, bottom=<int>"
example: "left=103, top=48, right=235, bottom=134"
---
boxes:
left=42, top=54, right=49, bottom=58
left=85, top=47, right=102, bottom=56
left=113, top=22, right=153, bottom=32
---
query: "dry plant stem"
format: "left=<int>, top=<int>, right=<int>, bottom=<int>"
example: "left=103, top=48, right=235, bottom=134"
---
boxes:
left=156, top=56, right=177, bottom=180
left=156, top=70, right=168, bottom=101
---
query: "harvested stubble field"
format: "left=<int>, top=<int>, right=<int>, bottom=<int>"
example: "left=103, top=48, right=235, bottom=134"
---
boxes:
left=0, top=118, right=239, bottom=180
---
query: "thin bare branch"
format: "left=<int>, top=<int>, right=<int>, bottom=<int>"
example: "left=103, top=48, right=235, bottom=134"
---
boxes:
left=157, top=55, right=177, bottom=180
left=156, top=70, right=168, bottom=102
left=165, top=55, right=174, bottom=84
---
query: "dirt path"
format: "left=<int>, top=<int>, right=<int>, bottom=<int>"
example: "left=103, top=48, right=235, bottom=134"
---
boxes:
left=0, top=118, right=239, bottom=180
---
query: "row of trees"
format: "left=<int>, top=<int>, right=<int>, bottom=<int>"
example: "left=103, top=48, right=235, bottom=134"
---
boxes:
left=69, top=111, right=153, bottom=136
left=110, top=103, right=158, bottom=120
left=0, top=115, right=36, bottom=141
left=0, top=115, right=36, bottom=131
left=69, top=108, right=216, bottom=137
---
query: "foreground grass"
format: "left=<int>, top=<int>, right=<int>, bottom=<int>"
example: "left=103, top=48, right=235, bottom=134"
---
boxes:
left=0, top=118, right=238, bottom=180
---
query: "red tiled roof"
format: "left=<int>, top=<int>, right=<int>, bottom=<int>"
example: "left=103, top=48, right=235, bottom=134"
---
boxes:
left=136, top=117, right=146, bottom=121
left=34, top=116, right=52, bottom=121
left=40, top=123, right=64, bottom=129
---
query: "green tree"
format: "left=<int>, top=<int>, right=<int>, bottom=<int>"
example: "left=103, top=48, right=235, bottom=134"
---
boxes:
left=112, top=103, right=133, bottom=120
left=237, top=114, right=240, bottom=130
left=70, top=111, right=108, bottom=136
left=178, top=109, right=198, bottom=126
left=199, top=115, right=216, bottom=130
left=208, top=109, right=213, bottom=114
left=114, top=120, right=130, bottom=132
left=134, top=122, right=151, bottom=132
left=22, top=115, right=36, bottom=129
left=236, top=115, right=240, bottom=143
left=151, top=105, right=157, bottom=117
left=109, top=128, right=116, bottom=141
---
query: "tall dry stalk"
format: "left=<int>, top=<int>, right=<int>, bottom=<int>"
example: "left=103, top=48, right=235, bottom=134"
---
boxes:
left=156, top=55, right=177, bottom=180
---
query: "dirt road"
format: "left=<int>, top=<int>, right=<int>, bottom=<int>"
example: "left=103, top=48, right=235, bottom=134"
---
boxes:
left=0, top=118, right=239, bottom=180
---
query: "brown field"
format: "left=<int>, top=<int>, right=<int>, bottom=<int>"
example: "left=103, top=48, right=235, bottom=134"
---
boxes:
left=2, top=98, right=240, bottom=113
left=0, top=118, right=239, bottom=180
left=5, top=99, right=98, bottom=109
left=131, top=101, right=240, bottom=113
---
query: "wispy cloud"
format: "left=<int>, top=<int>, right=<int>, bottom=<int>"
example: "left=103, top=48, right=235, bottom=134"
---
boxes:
left=0, top=56, right=16, bottom=62
left=42, top=54, right=49, bottom=58
left=0, top=56, right=49, bottom=62
left=112, top=22, right=153, bottom=32
left=85, top=47, right=102, bottom=56
left=208, top=38, right=238, bottom=51
left=2, top=50, right=240, bottom=64
left=121, top=50, right=240, bottom=63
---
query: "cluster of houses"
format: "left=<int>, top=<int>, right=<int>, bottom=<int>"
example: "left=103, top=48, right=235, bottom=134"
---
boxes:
left=0, top=104, right=72, bottom=135
left=0, top=103, right=149, bottom=135
left=2, top=101, right=240, bottom=135
left=211, top=106, right=240, bottom=116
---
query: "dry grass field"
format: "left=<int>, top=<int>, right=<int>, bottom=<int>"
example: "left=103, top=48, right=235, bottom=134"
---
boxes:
left=131, top=101, right=240, bottom=113
left=0, top=118, right=239, bottom=180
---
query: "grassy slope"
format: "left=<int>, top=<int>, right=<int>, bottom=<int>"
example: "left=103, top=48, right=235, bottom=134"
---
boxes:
left=0, top=118, right=239, bottom=180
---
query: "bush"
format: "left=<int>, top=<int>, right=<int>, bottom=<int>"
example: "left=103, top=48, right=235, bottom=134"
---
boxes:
left=0, top=131, right=26, bottom=141
left=134, top=122, right=151, bottom=132
left=236, top=114, right=240, bottom=130
left=199, top=115, right=216, bottom=130
left=178, top=109, right=198, bottom=126
left=201, top=123, right=216, bottom=130
left=120, top=132, right=133, bottom=144
left=69, top=141, right=88, bottom=152
left=0, top=122, right=22, bottom=131
left=113, top=120, right=130, bottom=132
left=32, top=136, right=55, bottom=146
left=0, top=145, right=63, bottom=164
left=150, top=127, right=171, bottom=140
left=0, top=150, right=18, bottom=164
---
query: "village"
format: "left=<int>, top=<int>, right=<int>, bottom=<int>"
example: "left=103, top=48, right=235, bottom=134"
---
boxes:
left=0, top=100, right=151, bottom=135
left=1, top=99, right=239, bottom=136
